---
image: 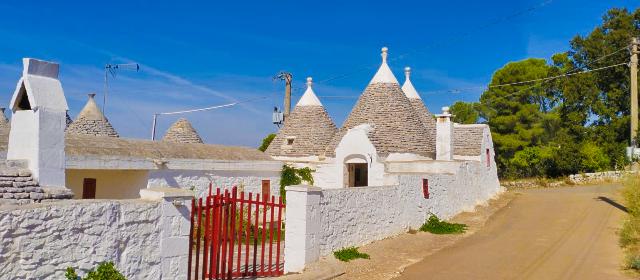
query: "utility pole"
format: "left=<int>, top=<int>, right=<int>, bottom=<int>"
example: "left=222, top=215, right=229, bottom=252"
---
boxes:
left=631, top=37, right=639, bottom=147
left=274, top=72, right=293, bottom=117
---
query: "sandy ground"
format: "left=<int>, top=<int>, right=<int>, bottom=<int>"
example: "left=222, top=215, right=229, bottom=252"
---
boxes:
left=396, top=184, right=634, bottom=280
left=329, top=190, right=517, bottom=280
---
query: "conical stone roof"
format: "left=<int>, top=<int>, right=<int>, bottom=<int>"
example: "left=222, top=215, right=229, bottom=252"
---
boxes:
left=402, top=67, right=436, bottom=149
left=162, top=118, right=204, bottom=144
left=266, top=77, right=337, bottom=157
left=0, top=108, right=10, bottom=131
left=325, top=48, right=435, bottom=157
left=66, top=93, right=119, bottom=137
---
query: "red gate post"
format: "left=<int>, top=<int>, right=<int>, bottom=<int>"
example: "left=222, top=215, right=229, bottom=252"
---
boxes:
left=188, top=198, right=195, bottom=280
left=236, top=191, right=244, bottom=276
left=260, top=194, right=268, bottom=276
left=252, top=195, right=260, bottom=276
left=275, top=196, right=283, bottom=276
left=202, top=196, right=211, bottom=279
left=268, top=196, right=275, bottom=275
left=195, top=198, right=203, bottom=279
left=213, top=193, right=223, bottom=279
left=227, top=187, right=238, bottom=279
left=244, top=193, right=253, bottom=277
left=220, top=189, right=229, bottom=279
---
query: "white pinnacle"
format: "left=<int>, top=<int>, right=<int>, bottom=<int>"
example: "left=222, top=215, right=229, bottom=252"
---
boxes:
left=369, top=47, right=399, bottom=84
left=296, top=77, right=323, bottom=107
left=401, top=67, right=421, bottom=99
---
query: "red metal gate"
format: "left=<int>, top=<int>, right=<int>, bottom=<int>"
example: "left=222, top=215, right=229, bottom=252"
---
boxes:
left=188, top=185, right=285, bottom=280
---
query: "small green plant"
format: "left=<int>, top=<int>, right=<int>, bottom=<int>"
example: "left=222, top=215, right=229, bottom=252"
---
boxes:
left=279, top=165, right=314, bottom=202
left=333, top=247, right=370, bottom=262
left=419, top=215, right=468, bottom=234
left=621, top=174, right=640, bottom=271
left=65, top=262, right=126, bottom=280
left=258, top=133, right=276, bottom=152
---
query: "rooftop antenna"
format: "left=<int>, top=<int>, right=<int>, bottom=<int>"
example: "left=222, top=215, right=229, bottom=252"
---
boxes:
left=273, top=71, right=293, bottom=117
left=104, top=63, right=140, bottom=114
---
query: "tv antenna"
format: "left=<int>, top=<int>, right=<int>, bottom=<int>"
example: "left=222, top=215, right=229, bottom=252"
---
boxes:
left=103, top=63, right=140, bottom=114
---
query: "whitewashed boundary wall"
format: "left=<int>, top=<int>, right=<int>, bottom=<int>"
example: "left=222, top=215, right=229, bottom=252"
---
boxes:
left=284, top=161, right=502, bottom=272
left=147, top=169, right=281, bottom=197
left=0, top=188, right=192, bottom=279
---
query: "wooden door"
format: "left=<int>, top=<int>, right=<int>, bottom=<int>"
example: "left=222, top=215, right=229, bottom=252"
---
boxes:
left=261, top=179, right=270, bottom=198
left=82, top=178, right=96, bottom=199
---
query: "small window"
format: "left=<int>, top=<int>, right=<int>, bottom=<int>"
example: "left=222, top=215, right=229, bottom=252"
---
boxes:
left=82, top=178, right=96, bottom=199
left=422, top=179, right=430, bottom=199
left=287, top=138, right=294, bottom=145
left=486, top=148, right=491, bottom=168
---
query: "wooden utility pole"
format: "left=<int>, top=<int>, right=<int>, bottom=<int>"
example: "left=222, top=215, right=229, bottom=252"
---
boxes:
left=631, top=37, right=639, bottom=146
left=275, top=72, right=293, bottom=117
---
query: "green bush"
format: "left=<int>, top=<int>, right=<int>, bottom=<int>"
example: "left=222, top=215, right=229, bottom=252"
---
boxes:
left=279, top=165, right=314, bottom=202
left=579, top=142, right=610, bottom=172
left=333, top=247, right=370, bottom=262
left=621, top=175, right=640, bottom=271
left=258, top=133, right=276, bottom=152
left=419, top=215, right=467, bottom=234
left=65, top=262, right=126, bottom=280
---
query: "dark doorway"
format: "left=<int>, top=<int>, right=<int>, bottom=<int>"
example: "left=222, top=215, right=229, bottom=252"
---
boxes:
left=347, top=163, right=368, bottom=187
left=82, top=178, right=96, bottom=199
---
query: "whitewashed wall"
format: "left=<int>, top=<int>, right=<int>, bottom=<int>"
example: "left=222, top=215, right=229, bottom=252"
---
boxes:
left=0, top=200, right=161, bottom=279
left=0, top=189, right=192, bottom=279
left=147, top=170, right=281, bottom=197
left=285, top=159, right=503, bottom=269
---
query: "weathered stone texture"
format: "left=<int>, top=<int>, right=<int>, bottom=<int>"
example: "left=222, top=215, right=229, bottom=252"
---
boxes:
left=66, top=117, right=120, bottom=138
left=409, top=99, right=436, bottom=150
left=266, top=105, right=337, bottom=157
left=162, top=118, right=204, bottom=144
left=0, top=166, right=69, bottom=205
left=453, top=124, right=485, bottom=156
left=326, top=83, right=434, bottom=157
left=0, top=200, right=162, bottom=279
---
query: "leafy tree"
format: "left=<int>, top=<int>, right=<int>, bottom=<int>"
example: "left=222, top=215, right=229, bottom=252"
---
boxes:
left=258, top=133, right=276, bottom=152
left=450, top=101, right=479, bottom=124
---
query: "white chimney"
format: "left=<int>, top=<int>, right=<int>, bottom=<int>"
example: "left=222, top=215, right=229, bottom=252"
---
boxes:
left=435, top=107, right=454, bottom=161
left=7, top=58, right=69, bottom=189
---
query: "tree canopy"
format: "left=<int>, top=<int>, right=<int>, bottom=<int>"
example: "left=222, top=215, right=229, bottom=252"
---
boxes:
left=462, top=7, right=639, bottom=178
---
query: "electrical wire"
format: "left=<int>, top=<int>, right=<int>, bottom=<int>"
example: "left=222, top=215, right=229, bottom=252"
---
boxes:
left=154, top=96, right=268, bottom=116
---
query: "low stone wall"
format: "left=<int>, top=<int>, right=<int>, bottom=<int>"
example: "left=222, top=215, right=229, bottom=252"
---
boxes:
left=568, top=171, right=628, bottom=184
left=0, top=188, right=192, bottom=279
left=284, top=160, right=502, bottom=272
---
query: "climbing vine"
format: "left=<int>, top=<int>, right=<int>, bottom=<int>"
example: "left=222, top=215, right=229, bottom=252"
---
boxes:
left=279, top=165, right=314, bottom=202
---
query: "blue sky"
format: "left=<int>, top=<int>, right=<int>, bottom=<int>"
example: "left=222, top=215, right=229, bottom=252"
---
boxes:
left=0, top=0, right=637, bottom=147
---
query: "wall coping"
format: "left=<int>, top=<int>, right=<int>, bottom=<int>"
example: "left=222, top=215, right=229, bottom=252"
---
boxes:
left=285, top=185, right=323, bottom=192
left=140, top=187, right=194, bottom=201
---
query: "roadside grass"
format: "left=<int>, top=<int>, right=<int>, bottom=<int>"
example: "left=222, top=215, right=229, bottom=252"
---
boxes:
left=621, top=174, right=640, bottom=271
left=420, top=215, right=467, bottom=234
left=333, top=247, right=370, bottom=262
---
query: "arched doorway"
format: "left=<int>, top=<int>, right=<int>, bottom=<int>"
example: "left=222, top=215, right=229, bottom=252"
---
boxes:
left=344, top=155, right=368, bottom=187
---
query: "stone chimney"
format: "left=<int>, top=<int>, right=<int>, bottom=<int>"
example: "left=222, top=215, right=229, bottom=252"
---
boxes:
left=7, top=58, right=69, bottom=189
left=435, top=107, right=453, bottom=161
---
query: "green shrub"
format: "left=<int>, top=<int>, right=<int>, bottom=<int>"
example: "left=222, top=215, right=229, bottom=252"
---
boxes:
left=621, top=174, right=640, bottom=270
left=579, top=142, right=610, bottom=172
left=419, top=215, right=467, bottom=234
left=258, top=133, right=276, bottom=152
left=279, top=165, right=314, bottom=203
left=65, top=262, right=126, bottom=280
left=333, top=247, right=370, bottom=262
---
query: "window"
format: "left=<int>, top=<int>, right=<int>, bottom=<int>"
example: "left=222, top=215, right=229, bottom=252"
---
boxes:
left=486, top=148, right=491, bottom=168
left=422, top=179, right=430, bottom=199
left=82, top=178, right=96, bottom=199
left=287, top=138, right=294, bottom=145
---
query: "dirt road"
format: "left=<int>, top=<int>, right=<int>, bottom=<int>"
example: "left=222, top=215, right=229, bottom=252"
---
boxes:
left=397, top=184, right=633, bottom=280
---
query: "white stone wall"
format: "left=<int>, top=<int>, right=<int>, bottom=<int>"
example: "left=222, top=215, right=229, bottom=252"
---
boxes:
left=147, top=169, right=281, bottom=198
left=315, top=160, right=501, bottom=256
left=0, top=200, right=162, bottom=279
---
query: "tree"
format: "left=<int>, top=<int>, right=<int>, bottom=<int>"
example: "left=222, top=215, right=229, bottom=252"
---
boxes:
left=258, top=133, right=276, bottom=152
left=450, top=101, right=479, bottom=124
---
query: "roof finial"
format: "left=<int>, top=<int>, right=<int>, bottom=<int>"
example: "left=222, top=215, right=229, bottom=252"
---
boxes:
left=306, top=77, right=313, bottom=87
left=88, top=93, right=96, bottom=99
left=381, top=47, right=388, bottom=64
left=404, top=67, right=411, bottom=80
